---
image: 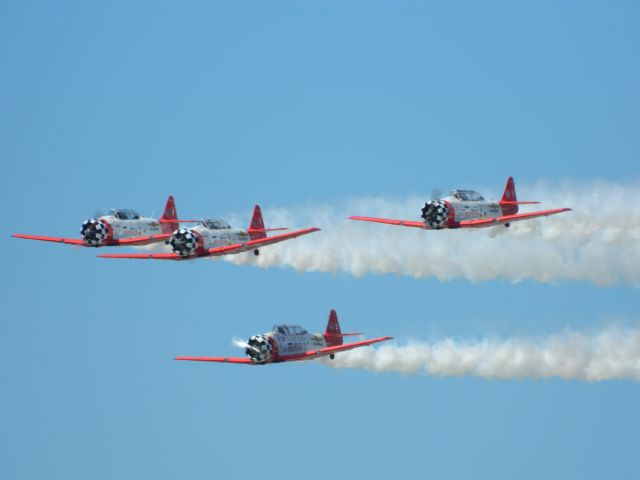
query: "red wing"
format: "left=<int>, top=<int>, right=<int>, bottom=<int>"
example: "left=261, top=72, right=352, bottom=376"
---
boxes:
left=174, top=356, right=254, bottom=364
left=458, top=208, right=571, bottom=228
left=12, top=234, right=87, bottom=246
left=348, top=216, right=425, bottom=228
left=111, top=233, right=173, bottom=246
left=282, top=336, right=393, bottom=362
left=14, top=232, right=173, bottom=248
left=202, top=227, right=320, bottom=257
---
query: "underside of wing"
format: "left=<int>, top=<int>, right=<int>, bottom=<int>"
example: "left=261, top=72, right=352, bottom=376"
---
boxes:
left=112, top=233, right=173, bottom=246
left=348, top=216, right=425, bottom=228
left=98, top=252, right=182, bottom=260
left=174, top=356, right=254, bottom=364
left=458, top=208, right=571, bottom=228
left=283, top=336, right=393, bottom=362
left=12, top=234, right=87, bottom=246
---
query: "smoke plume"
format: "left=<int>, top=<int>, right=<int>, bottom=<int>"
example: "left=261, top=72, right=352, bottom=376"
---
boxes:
left=225, top=180, right=640, bottom=285
left=322, top=325, right=640, bottom=381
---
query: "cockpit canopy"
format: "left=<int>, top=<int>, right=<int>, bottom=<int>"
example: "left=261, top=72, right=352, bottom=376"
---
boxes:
left=108, top=209, right=141, bottom=220
left=272, top=324, right=308, bottom=336
left=199, top=218, right=231, bottom=230
left=450, top=190, right=485, bottom=202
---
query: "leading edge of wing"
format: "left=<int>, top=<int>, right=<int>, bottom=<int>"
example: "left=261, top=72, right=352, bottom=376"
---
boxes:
left=348, top=216, right=425, bottom=228
left=174, top=356, right=254, bottom=364
left=458, top=207, right=572, bottom=228
left=12, top=234, right=87, bottom=246
left=203, top=227, right=320, bottom=257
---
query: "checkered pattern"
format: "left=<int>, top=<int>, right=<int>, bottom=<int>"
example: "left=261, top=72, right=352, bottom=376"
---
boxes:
left=245, top=335, right=273, bottom=363
left=169, top=229, right=198, bottom=256
left=421, top=200, right=449, bottom=229
left=80, top=219, right=109, bottom=246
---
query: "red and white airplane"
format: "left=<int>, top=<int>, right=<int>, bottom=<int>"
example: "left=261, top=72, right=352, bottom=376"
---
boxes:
left=175, top=309, right=392, bottom=365
left=12, top=196, right=182, bottom=247
left=349, top=177, right=571, bottom=230
left=98, top=205, right=319, bottom=260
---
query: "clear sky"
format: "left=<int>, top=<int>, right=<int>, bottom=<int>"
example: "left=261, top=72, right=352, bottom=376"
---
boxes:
left=1, top=2, right=639, bottom=479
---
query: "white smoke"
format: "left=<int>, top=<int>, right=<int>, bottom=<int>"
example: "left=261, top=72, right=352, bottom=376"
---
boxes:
left=225, top=180, right=640, bottom=285
left=321, top=325, right=640, bottom=381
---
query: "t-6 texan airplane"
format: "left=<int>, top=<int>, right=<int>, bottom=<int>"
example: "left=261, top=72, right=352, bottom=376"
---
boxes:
left=98, top=205, right=319, bottom=260
left=349, top=177, right=571, bottom=230
left=175, top=309, right=392, bottom=365
left=12, top=196, right=182, bottom=247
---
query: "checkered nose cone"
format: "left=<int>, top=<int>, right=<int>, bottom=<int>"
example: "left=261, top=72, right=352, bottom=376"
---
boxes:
left=245, top=335, right=273, bottom=363
left=169, top=229, right=198, bottom=257
left=421, top=200, right=449, bottom=229
left=80, top=219, right=109, bottom=246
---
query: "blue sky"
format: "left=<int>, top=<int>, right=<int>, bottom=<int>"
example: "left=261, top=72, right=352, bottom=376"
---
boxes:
left=2, top=2, right=639, bottom=479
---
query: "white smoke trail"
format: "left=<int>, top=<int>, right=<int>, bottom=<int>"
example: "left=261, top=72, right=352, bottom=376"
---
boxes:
left=321, top=325, right=640, bottom=381
left=225, top=180, right=640, bottom=285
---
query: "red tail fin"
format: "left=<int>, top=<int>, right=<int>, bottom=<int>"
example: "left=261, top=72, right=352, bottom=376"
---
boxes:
left=247, top=205, right=266, bottom=240
left=160, top=196, right=179, bottom=233
left=499, top=177, right=518, bottom=215
left=323, top=309, right=343, bottom=346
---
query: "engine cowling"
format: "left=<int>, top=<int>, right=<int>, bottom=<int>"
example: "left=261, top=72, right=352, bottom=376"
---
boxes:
left=421, top=200, right=450, bottom=229
left=80, top=219, right=112, bottom=246
left=245, top=335, right=274, bottom=363
left=169, top=229, right=200, bottom=257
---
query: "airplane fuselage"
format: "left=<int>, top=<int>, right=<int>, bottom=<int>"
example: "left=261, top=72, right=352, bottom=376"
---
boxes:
left=245, top=325, right=328, bottom=364
left=421, top=189, right=516, bottom=229
left=168, top=219, right=256, bottom=257
left=81, top=209, right=174, bottom=246
left=445, top=199, right=503, bottom=222
left=102, top=216, right=165, bottom=239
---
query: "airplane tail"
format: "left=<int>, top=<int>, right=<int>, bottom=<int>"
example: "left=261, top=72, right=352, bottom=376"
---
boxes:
left=499, top=177, right=519, bottom=215
left=322, top=309, right=362, bottom=346
left=499, top=177, right=541, bottom=215
left=323, top=310, right=343, bottom=346
left=248, top=205, right=267, bottom=240
left=160, top=195, right=179, bottom=233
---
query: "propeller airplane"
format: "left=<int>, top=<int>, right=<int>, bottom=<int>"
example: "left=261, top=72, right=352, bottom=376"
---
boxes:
left=349, top=177, right=571, bottom=230
left=13, top=196, right=184, bottom=248
left=175, top=309, right=392, bottom=365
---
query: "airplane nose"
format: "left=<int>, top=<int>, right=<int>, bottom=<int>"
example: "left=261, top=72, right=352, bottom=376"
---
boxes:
left=80, top=219, right=109, bottom=246
left=169, top=229, right=198, bottom=256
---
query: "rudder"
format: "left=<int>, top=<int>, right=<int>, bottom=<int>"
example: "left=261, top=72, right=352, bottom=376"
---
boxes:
left=500, top=177, right=518, bottom=215
left=323, top=309, right=343, bottom=346
left=160, top=195, right=179, bottom=233
left=248, top=205, right=266, bottom=240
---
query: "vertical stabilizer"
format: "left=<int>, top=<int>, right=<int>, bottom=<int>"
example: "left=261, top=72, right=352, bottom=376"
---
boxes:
left=323, top=309, right=343, bottom=346
left=499, top=177, right=519, bottom=215
left=160, top=196, right=179, bottom=233
left=247, top=205, right=267, bottom=240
